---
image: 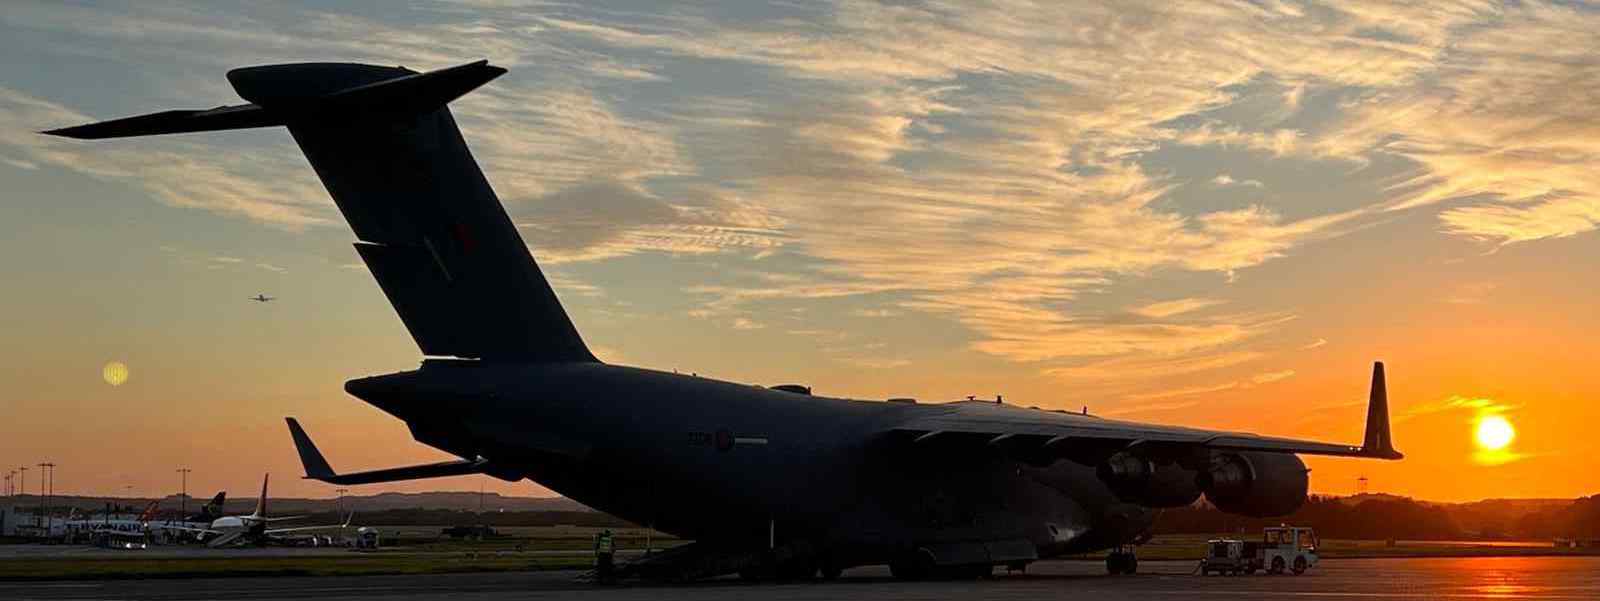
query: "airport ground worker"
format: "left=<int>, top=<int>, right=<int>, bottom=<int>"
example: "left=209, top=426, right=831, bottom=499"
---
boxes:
left=595, top=529, right=616, bottom=581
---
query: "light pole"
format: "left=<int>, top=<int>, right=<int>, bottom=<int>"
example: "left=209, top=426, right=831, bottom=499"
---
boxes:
left=335, top=488, right=348, bottom=517
left=38, top=463, right=55, bottom=530
left=177, top=468, right=192, bottom=519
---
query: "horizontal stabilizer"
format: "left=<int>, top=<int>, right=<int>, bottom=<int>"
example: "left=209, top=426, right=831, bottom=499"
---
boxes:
left=298, top=60, right=505, bottom=118
left=41, top=104, right=281, bottom=139
left=285, top=417, right=489, bottom=485
left=44, top=61, right=505, bottom=141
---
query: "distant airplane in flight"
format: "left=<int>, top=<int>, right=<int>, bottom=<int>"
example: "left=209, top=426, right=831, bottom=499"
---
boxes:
left=250, top=294, right=275, bottom=303
left=46, top=60, right=1401, bottom=581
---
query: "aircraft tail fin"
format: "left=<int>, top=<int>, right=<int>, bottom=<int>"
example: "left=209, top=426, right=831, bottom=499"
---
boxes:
left=203, top=492, right=227, bottom=519
left=251, top=474, right=269, bottom=519
left=44, top=60, right=595, bottom=363
left=137, top=500, right=161, bottom=523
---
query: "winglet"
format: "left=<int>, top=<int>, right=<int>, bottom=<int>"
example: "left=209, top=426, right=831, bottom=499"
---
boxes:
left=286, top=418, right=337, bottom=480
left=1361, top=362, right=1403, bottom=459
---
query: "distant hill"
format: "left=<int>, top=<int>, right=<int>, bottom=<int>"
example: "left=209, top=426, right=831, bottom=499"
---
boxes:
left=8, top=490, right=1600, bottom=540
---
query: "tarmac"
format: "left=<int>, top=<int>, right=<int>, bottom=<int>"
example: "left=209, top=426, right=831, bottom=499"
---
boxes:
left=0, top=545, right=606, bottom=560
left=3, top=557, right=1599, bottom=600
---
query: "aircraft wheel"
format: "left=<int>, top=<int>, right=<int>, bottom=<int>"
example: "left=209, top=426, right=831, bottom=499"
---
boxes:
left=1106, top=552, right=1136, bottom=575
left=954, top=564, right=993, bottom=579
left=1292, top=556, right=1308, bottom=575
left=1270, top=557, right=1286, bottom=575
left=776, top=563, right=817, bottom=582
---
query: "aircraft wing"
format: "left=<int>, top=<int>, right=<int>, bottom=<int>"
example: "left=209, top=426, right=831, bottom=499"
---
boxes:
left=266, top=512, right=354, bottom=536
left=264, top=524, right=345, bottom=535
left=156, top=525, right=221, bottom=535
left=286, top=418, right=490, bottom=485
left=886, top=362, right=1401, bottom=461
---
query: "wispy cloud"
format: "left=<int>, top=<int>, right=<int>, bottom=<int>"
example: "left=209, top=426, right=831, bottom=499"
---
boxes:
left=9, top=0, right=1597, bottom=400
left=1129, top=298, right=1226, bottom=319
left=1252, top=369, right=1296, bottom=384
left=1211, top=174, right=1264, bottom=188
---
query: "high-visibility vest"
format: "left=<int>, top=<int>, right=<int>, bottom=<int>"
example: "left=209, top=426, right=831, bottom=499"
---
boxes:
left=597, top=534, right=614, bottom=554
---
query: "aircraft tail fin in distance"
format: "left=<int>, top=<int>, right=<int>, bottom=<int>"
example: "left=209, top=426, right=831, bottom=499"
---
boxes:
left=251, top=474, right=269, bottom=519
left=204, top=492, right=227, bottom=518
left=42, top=60, right=595, bottom=363
left=137, top=501, right=161, bottom=523
left=1360, top=362, right=1403, bottom=459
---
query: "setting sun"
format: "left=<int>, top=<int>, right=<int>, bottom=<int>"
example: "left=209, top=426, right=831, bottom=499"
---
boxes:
left=1475, top=415, right=1516, bottom=451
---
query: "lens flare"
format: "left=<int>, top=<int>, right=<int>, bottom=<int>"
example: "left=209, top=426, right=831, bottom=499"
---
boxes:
left=102, top=361, right=129, bottom=387
left=1474, top=415, right=1514, bottom=451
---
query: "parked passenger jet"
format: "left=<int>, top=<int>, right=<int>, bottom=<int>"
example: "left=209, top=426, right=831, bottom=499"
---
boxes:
left=46, top=60, right=1402, bottom=580
left=177, top=475, right=348, bottom=547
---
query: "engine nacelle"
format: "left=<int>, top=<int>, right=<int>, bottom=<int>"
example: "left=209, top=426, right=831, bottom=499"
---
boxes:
left=1198, top=451, right=1308, bottom=518
left=1096, top=451, right=1203, bottom=508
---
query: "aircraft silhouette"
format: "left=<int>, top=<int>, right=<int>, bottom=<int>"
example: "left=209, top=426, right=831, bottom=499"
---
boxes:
left=250, top=294, right=275, bottom=303
left=46, top=60, right=1401, bottom=582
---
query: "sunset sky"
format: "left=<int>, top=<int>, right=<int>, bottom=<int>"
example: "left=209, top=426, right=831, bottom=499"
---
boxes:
left=3, top=1, right=1599, bottom=503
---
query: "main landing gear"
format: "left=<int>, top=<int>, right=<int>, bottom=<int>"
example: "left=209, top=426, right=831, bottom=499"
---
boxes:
left=1106, top=545, right=1138, bottom=575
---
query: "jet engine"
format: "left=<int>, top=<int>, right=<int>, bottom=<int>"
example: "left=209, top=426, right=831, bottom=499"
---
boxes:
left=1096, top=451, right=1203, bottom=508
left=1197, top=451, right=1308, bottom=517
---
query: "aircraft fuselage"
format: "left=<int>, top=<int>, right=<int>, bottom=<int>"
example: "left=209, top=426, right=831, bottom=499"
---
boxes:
left=346, top=361, right=1154, bottom=562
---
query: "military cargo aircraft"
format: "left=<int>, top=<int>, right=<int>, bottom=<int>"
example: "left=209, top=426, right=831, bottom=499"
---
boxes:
left=45, top=60, right=1401, bottom=580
